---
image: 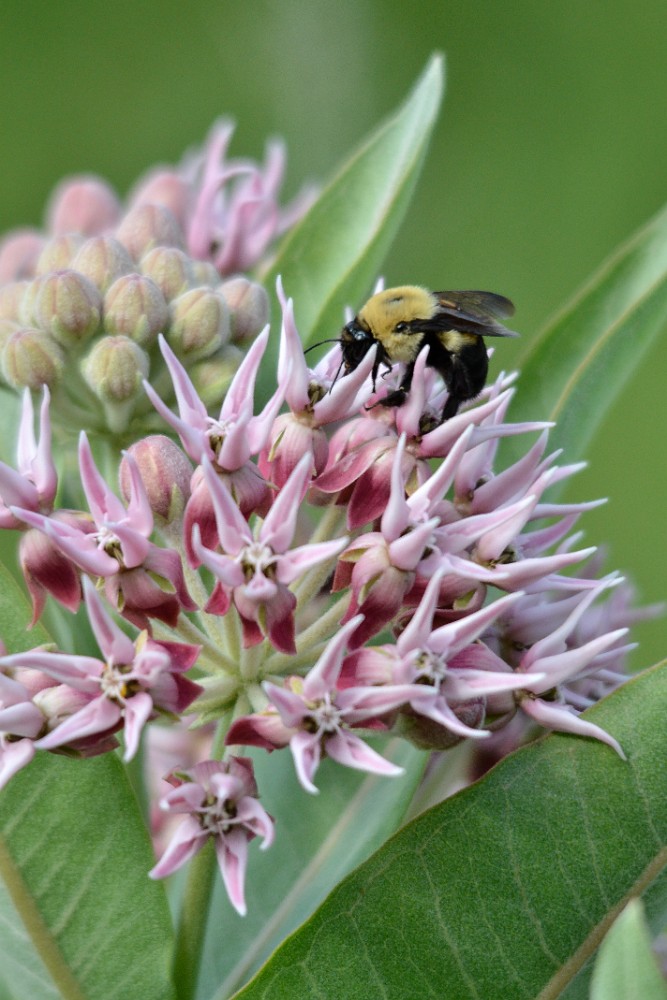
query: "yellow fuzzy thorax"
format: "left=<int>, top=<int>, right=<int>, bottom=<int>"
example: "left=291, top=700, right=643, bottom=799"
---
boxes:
left=357, top=286, right=436, bottom=331
left=355, top=286, right=434, bottom=363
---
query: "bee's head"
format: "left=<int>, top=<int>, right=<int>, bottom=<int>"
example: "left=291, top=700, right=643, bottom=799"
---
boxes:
left=340, top=319, right=374, bottom=371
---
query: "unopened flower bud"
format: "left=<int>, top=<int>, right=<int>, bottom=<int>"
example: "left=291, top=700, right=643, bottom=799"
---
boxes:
left=82, top=335, right=149, bottom=403
left=116, top=203, right=185, bottom=261
left=2, top=328, right=65, bottom=390
left=0, top=281, right=29, bottom=321
left=0, top=229, right=45, bottom=282
left=35, top=234, right=84, bottom=275
left=103, top=273, right=168, bottom=347
left=0, top=318, right=18, bottom=357
left=47, top=175, right=121, bottom=237
left=71, top=236, right=134, bottom=293
left=191, top=260, right=220, bottom=287
left=17, top=278, right=42, bottom=326
left=120, top=434, right=192, bottom=526
left=395, top=698, right=487, bottom=751
left=34, top=269, right=102, bottom=346
left=219, top=277, right=270, bottom=341
left=140, top=246, right=195, bottom=300
left=167, top=287, right=230, bottom=360
left=129, top=169, right=190, bottom=227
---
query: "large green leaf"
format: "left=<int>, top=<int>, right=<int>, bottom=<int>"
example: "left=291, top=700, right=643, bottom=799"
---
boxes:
left=0, top=754, right=175, bottom=1000
left=234, top=662, right=667, bottom=1000
left=508, top=202, right=667, bottom=463
left=258, top=54, right=444, bottom=387
left=198, top=739, right=425, bottom=1000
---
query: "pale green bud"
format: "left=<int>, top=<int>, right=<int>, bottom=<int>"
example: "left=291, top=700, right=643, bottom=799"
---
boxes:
left=140, top=246, right=195, bottom=301
left=71, top=236, right=134, bottom=293
left=103, top=273, right=168, bottom=347
left=82, top=335, right=149, bottom=403
left=17, top=279, right=42, bottom=326
left=116, top=203, right=185, bottom=261
left=2, top=328, right=65, bottom=389
left=0, top=281, right=29, bottom=321
left=191, top=260, right=220, bottom=287
left=35, top=234, right=85, bottom=275
left=0, top=319, right=18, bottom=359
left=167, top=287, right=230, bottom=360
left=34, top=269, right=103, bottom=346
left=219, top=277, right=270, bottom=341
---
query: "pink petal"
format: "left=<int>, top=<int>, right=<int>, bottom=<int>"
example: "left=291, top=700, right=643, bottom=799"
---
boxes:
left=0, top=739, right=36, bottom=791
left=35, top=696, right=121, bottom=750
left=324, top=730, right=404, bottom=777
left=122, top=691, right=155, bottom=761
left=149, top=815, right=208, bottom=879
left=289, top=730, right=322, bottom=794
left=82, top=577, right=136, bottom=664
left=302, top=616, right=364, bottom=699
left=215, top=827, right=249, bottom=916
left=521, top=696, right=625, bottom=759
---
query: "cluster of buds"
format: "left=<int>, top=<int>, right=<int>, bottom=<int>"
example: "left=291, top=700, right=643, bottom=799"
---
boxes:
left=0, top=121, right=314, bottom=439
left=0, top=130, right=653, bottom=917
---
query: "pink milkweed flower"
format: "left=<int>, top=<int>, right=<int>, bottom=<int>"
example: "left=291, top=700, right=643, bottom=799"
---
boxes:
left=227, top=617, right=424, bottom=794
left=0, top=387, right=57, bottom=529
left=0, top=579, right=202, bottom=761
left=149, top=756, right=274, bottom=917
left=314, top=359, right=548, bottom=530
left=184, top=120, right=317, bottom=275
left=13, top=433, right=196, bottom=629
left=259, top=278, right=377, bottom=489
left=484, top=578, right=629, bottom=757
left=332, top=435, right=509, bottom=647
left=343, top=572, right=544, bottom=750
left=0, top=670, right=45, bottom=789
left=193, top=454, right=347, bottom=654
left=19, top=510, right=90, bottom=625
left=144, top=332, right=284, bottom=560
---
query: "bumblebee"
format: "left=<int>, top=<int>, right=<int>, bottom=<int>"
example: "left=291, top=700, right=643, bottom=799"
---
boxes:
left=340, top=286, right=518, bottom=422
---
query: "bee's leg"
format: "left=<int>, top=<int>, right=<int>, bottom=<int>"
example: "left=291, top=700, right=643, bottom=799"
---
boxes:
left=378, top=361, right=415, bottom=408
left=440, top=357, right=474, bottom=421
left=441, top=392, right=462, bottom=420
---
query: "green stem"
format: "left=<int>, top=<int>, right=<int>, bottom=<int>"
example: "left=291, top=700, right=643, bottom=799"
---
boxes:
left=173, top=841, right=217, bottom=1000
left=292, top=505, right=348, bottom=608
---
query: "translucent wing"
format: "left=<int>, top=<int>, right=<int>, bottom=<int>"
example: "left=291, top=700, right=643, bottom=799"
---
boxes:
left=432, top=290, right=518, bottom=337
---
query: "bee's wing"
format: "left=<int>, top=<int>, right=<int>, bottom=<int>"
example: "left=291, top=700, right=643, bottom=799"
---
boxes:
left=432, top=290, right=519, bottom=337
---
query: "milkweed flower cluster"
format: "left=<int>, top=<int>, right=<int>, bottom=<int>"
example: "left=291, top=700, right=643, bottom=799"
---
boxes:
left=0, top=120, right=313, bottom=440
left=0, top=127, right=653, bottom=917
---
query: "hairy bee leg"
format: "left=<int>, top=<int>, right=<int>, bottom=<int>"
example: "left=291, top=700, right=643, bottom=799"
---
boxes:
left=376, top=360, right=415, bottom=408
left=441, top=393, right=462, bottom=420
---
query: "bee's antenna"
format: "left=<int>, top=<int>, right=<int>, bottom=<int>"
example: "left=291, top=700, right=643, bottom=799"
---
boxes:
left=304, top=338, right=342, bottom=355
left=328, top=356, right=346, bottom=394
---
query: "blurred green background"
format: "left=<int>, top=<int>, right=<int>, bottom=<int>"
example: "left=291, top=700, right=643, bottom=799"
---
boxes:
left=1, top=0, right=665, bottom=666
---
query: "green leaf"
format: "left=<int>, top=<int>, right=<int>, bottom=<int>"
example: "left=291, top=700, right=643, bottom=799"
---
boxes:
left=234, top=662, right=667, bottom=1000
left=258, top=54, right=444, bottom=387
left=508, top=202, right=667, bottom=463
left=197, top=739, right=425, bottom=1000
left=590, top=899, right=667, bottom=1000
left=0, top=754, right=175, bottom=1000
left=0, top=558, right=51, bottom=651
